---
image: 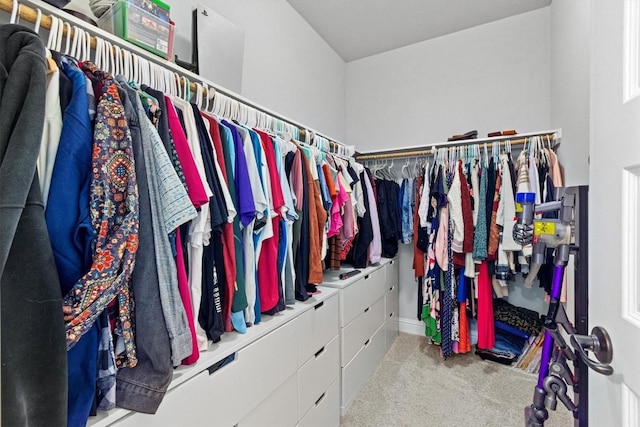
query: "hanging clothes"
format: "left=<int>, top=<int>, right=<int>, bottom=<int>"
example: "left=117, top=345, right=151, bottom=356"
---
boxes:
left=113, top=79, right=173, bottom=415
left=0, top=24, right=68, bottom=427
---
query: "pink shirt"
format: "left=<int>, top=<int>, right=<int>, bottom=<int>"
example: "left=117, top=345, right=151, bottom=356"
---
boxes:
left=177, top=228, right=200, bottom=365
left=165, top=96, right=209, bottom=209
left=363, top=170, right=382, bottom=264
left=328, top=176, right=349, bottom=237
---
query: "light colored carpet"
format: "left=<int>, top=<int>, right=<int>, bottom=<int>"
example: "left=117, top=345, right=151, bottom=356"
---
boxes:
left=341, top=333, right=574, bottom=427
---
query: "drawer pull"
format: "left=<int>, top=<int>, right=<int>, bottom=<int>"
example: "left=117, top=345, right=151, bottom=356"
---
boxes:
left=390, top=260, right=394, bottom=265
left=315, top=392, right=326, bottom=406
left=207, top=353, right=236, bottom=375
left=364, top=274, right=370, bottom=280
left=389, top=286, right=394, bottom=292
left=364, top=307, right=370, bottom=313
left=389, top=312, right=394, bottom=317
left=314, top=346, right=326, bottom=358
left=314, top=301, right=324, bottom=310
left=364, top=339, right=370, bottom=347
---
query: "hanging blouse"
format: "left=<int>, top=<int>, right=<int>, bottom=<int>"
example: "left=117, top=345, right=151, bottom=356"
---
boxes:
left=63, top=63, right=139, bottom=367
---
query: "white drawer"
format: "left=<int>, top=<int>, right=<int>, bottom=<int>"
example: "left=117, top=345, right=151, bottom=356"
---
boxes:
left=298, top=378, right=340, bottom=427
left=385, top=315, right=399, bottom=352
left=341, top=296, right=385, bottom=366
left=297, top=294, right=339, bottom=366
left=341, top=267, right=386, bottom=327
left=385, top=258, right=399, bottom=288
left=202, top=316, right=299, bottom=426
left=110, top=371, right=211, bottom=426
left=298, top=336, right=340, bottom=418
left=239, top=373, right=298, bottom=427
left=385, top=283, right=399, bottom=319
left=341, top=325, right=386, bottom=415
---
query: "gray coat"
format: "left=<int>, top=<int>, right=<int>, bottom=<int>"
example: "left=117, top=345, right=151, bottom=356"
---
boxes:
left=0, top=24, right=67, bottom=426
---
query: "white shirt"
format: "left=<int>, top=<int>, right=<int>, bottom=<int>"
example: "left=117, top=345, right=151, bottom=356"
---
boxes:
left=39, top=57, right=63, bottom=207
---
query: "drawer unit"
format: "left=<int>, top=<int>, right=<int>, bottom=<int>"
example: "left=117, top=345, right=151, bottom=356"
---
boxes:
left=298, top=336, right=340, bottom=418
left=202, top=316, right=299, bottom=426
left=298, top=378, right=340, bottom=427
left=110, top=371, right=211, bottom=426
left=385, top=282, right=399, bottom=351
left=341, top=324, right=386, bottom=414
left=385, top=314, right=399, bottom=351
left=385, top=283, right=399, bottom=319
left=341, top=296, right=385, bottom=365
left=239, top=373, right=298, bottom=427
left=386, top=258, right=399, bottom=288
left=297, top=293, right=339, bottom=366
left=93, top=268, right=341, bottom=427
left=341, top=267, right=386, bottom=327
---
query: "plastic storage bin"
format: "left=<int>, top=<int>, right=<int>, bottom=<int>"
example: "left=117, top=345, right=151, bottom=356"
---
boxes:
left=98, top=0, right=174, bottom=59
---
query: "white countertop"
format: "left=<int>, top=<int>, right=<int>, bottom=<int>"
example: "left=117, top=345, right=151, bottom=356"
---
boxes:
left=320, top=257, right=396, bottom=289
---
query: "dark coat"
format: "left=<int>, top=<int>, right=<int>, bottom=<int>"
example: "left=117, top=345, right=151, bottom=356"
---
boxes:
left=0, top=24, right=67, bottom=426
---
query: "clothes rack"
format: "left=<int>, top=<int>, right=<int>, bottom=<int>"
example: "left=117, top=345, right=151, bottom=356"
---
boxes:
left=355, top=129, right=560, bottom=161
left=0, top=0, right=354, bottom=157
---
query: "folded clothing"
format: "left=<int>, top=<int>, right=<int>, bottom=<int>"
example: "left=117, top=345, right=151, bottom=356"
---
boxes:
left=493, top=299, right=542, bottom=337
left=492, top=328, right=527, bottom=356
left=495, top=320, right=530, bottom=340
left=476, top=348, right=518, bottom=365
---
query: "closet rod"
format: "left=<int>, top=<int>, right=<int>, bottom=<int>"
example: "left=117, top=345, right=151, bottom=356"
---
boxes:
left=355, top=129, right=560, bottom=161
left=0, top=0, right=350, bottom=154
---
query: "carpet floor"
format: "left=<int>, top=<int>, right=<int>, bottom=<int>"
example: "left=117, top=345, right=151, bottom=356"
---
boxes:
left=341, top=333, right=574, bottom=427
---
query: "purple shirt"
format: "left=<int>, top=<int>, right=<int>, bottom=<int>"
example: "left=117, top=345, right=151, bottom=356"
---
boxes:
left=222, top=121, right=256, bottom=227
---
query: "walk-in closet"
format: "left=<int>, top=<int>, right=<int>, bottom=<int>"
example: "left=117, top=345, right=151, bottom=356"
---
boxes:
left=0, top=1, right=638, bottom=426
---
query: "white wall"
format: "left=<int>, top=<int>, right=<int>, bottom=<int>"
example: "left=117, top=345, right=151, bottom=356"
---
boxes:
left=551, top=0, right=591, bottom=186
left=64, top=0, right=347, bottom=140
left=172, top=0, right=346, bottom=141
left=550, top=0, right=592, bottom=327
left=346, top=8, right=551, bottom=151
left=346, top=8, right=553, bottom=331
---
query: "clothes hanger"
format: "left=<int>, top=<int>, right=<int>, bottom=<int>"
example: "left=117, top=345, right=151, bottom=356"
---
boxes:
left=15, top=3, right=23, bottom=25
left=113, top=45, right=122, bottom=77
left=70, top=26, right=81, bottom=60
left=83, top=29, right=91, bottom=62
left=211, top=92, right=221, bottom=116
left=33, top=8, right=43, bottom=34
left=10, top=0, right=19, bottom=24
left=93, top=37, right=102, bottom=69
left=155, top=63, right=164, bottom=91
left=173, top=72, right=181, bottom=99
left=108, top=41, right=117, bottom=75
left=169, top=70, right=178, bottom=97
left=232, top=100, right=240, bottom=121
left=200, top=81, right=210, bottom=112
left=148, top=62, right=157, bottom=90
left=163, top=68, right=172, bottom=95
left=73, top=27, right=84, bottom=61
left=53, top=15, right=64, bottom=52
left=46, top=15, right=57, bottom=50
left=146, top=58, right=155, bottom=89
left=193, top=81, right=203, bottom=109
left=61, top=23, right=72, bottom=56
left=122, top=49, right=131, bottom=81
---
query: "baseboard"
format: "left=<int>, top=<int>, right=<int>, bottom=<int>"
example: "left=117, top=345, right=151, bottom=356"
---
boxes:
left=398, top=318, right=424, bottom=336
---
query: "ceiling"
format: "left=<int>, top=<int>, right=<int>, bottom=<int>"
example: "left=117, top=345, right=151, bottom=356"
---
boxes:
left=286, top=0, right=552, bottom=62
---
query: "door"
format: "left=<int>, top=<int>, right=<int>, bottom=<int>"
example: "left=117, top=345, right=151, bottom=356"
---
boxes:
left=589, top=0, right=640, bottom=425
